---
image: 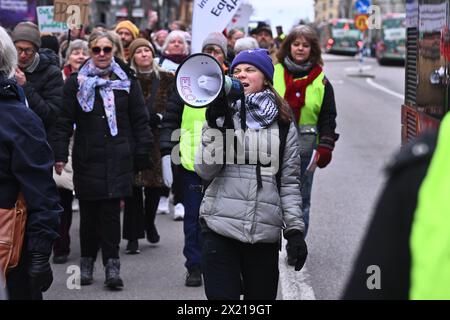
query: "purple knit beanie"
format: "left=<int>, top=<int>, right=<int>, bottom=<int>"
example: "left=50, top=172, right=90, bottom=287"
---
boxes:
left=230, top=48, right=274, bottom=83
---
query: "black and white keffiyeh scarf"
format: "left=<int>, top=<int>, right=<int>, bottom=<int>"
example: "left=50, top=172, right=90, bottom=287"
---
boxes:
left=231, top=89, right=279, bottom=129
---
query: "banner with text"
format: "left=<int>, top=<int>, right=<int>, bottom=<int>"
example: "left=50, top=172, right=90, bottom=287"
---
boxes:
left=192, top=0, right=242, bottom=53
left=37, top=6, right=69, bottom=33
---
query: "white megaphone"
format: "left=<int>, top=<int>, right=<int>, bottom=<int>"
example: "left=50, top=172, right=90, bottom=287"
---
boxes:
left=175, top=53, right=243, bottom=108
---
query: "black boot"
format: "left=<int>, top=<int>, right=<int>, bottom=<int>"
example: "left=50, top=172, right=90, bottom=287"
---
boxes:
left=146, top=225, right=160, bottom=244
left=104, top=258, right=124, bottom=289
left=185, top=266, right=202, bottom=287
left=80, top=257, right=94, bottom=285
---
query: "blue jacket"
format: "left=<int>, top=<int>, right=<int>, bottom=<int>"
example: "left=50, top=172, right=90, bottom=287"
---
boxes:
left=0, top=76, right=61, bottom=255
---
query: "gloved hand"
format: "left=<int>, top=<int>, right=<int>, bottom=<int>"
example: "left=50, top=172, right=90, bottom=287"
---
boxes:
left=285, top=231, right=308, bottom=271
left=134, top=154, right=153, bottom=171
left=316, top=134, right=338, bottom=168
left=205, top=94, right=228, bottom=128
left=28, top=251, right=53, bottom=296
left=316, top=146, right=332, bottom=168
left=161, top=155, right=173, bottom=188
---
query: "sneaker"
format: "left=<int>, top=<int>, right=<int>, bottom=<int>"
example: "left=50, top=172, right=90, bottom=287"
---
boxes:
left=157, top=196, right=169, bottom=214
left=52, top=254, right=68, bottom=264
left=185, top=267, right=202, bottom=287
left=173, top=203, right=185, bottom=221
left=125, top=240, right=140, bottom=254
left=71, top=198, right=79, bottom=211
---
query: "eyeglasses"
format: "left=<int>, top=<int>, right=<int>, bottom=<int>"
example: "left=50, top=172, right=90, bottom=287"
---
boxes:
left=16, top=47, right=35, bottom=55
left=91, top=46, right=113, bottom=55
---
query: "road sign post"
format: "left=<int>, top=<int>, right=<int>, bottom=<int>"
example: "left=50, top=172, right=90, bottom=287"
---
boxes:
left=354, top=14, right=370, bottom=76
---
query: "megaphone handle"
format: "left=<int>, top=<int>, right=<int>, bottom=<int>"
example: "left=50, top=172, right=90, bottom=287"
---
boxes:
left=223, top=101, right=234, bottom=129
left=239, top=95, right=247, bottom=131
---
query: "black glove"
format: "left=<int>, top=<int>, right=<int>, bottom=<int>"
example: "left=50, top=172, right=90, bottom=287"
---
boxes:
left=134, top=154, right=153, bottom=171
left=28, top=251, right=53, bottom=297
left=205, top=94, right=229, bottom=128
left=285, top=231, right=308, bottom=271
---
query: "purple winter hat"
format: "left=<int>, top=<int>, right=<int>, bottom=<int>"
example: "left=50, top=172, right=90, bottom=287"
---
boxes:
left=230, top=48, right=274, bottom=83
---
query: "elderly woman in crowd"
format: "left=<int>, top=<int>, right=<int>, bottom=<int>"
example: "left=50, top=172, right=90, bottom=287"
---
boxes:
left=155, top=30, right=190, bottom=73
left=61, top=39, right=89, bottom=80
left=51, top=30, right=153, bottom=290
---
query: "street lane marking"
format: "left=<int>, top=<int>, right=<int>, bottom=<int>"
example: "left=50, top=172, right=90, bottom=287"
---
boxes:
left=345, top=65, right=373, bottom=72
left=279, top=238, right=316, bottom=300
left=366, top=78, right=404, bottom=100
left=328, top=79, right=345, bottom=85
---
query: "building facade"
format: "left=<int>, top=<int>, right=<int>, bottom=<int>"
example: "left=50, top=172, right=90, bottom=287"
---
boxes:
left=315, top=0, right=341, bottom=24
left=315, top=0, right=406, bottom=23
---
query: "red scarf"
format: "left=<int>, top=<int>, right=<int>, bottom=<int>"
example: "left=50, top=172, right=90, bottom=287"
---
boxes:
left=284, top=64, right=323, bottom=123
left=63, top=65, right=73, bottom=81
left=163, top=53, right=188, bottom=65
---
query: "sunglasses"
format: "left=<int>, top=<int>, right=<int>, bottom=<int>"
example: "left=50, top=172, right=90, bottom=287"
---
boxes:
left=91, top=46, right=113, bottom=55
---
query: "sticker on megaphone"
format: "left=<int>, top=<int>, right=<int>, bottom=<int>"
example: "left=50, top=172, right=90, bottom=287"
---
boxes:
left=175, top=53, right=243, bottom=108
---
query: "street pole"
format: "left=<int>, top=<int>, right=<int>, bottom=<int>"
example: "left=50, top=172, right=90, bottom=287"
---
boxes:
left=359, top=30, right=365, bottom=73
left=128, top=0, right=133, bottom=20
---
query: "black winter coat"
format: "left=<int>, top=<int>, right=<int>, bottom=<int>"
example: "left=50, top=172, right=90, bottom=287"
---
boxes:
left=160, top=89, right=186, bottom=157
left=0, top=77, right=61, bottom=255
left=50, top=59, right=153, bottom=200
left=22, top=49, right=64, bottom=133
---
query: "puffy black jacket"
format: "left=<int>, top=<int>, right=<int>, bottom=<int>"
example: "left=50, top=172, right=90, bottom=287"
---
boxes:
left=160, top=89, right=185, bottom=157
left=50, top=59, right=153, bottom=200
left=22, top=49, right=64, bottom=133
left=0, top=76, right=61, bottom=255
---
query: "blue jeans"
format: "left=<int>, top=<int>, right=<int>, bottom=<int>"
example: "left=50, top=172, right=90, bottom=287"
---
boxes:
left=182, top=168, right=203, bottom=271
left=300, top=151, right=315, bottom=237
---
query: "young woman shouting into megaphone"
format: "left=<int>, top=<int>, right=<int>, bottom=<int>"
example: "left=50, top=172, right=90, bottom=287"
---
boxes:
left=194, top=48, right=307, bottom=300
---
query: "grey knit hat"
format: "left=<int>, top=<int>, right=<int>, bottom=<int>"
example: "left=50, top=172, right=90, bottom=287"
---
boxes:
left=202, top=32, right=227, bottom=57
left=12, top=22, right=41, bottom=49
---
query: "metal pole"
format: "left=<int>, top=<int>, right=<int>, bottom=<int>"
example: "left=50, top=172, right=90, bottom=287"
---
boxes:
left=128, top=0, right=133, bottom=20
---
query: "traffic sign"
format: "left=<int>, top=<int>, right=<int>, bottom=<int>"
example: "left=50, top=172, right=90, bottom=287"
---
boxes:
left=354, top=14, right=369, bottom=32
left=355, top=0, right=371, bottom=14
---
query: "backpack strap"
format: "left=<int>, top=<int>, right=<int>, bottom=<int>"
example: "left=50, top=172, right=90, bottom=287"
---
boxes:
left=158, top=56, right=166, bottom=67
left=276, top=120, right=291, bottom=192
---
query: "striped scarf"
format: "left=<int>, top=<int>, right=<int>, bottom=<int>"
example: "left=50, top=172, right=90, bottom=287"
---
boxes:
left=231, top=89, right=278, bottom=129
